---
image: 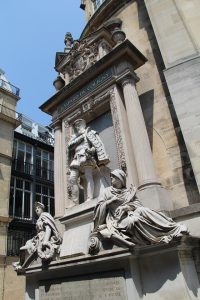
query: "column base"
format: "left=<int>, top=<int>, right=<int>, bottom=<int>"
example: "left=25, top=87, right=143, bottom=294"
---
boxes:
left=137, top=183, right=173, bottom=212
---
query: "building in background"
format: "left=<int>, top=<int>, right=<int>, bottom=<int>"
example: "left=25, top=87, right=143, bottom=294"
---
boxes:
left=0, top=69, right=55, bottom=299
left=7, top=115, right=55, bottom=257
left=0, top=69, right=21, bottom=299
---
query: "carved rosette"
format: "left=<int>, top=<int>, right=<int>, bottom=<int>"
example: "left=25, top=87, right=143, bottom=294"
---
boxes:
left=110, top=89, right=127, bottom=171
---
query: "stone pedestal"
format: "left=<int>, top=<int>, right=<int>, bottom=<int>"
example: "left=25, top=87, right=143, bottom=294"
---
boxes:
left=24, top=236, right=200, bottom=300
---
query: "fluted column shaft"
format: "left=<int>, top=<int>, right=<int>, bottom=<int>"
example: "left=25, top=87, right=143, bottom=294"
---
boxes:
left=121, top=75, right=157, bottom=186
left=54, top=123, right=65, bottom=217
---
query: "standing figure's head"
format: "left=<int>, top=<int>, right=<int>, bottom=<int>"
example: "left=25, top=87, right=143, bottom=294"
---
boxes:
left=34, top=202, right=45, bottom=217
left=73, top=119, right=86, bottom=135
left=110, top=169, right=126, bottom=189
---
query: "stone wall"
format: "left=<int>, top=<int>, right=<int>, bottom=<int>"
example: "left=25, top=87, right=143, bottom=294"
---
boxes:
left=144, top=0, right=200, bottom=68
left=0, top=257, right=25, bottom=300
left=106, top=0, right=197, bottom=208
left=0, top=120, right=14, bottom=219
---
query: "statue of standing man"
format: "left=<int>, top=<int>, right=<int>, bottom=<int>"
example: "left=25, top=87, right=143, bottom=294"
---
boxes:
left=68, top=119, right=109, bottom=203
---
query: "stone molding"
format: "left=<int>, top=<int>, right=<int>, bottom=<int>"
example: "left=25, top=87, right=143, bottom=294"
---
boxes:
left=110, top=89, right=127, bottom=171
left=117, top=72, right=140, bottom=88
left=51, top=119, right=62, bottom=130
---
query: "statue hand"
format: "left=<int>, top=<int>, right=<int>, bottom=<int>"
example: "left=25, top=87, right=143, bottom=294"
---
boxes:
left=115, top=205, right=129, bottom=219
left=107, top=196, right=118, bottom=205
left=115, top=206, right=126, bottom=219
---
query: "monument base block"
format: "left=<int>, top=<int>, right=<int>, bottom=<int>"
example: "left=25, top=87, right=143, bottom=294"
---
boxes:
left=25, top=236, right=200, bottom=300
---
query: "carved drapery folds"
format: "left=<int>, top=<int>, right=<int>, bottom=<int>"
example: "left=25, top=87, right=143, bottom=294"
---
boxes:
left=89, top=169, right=189, bottom=255
left=13, top=203, right=62, bottom=272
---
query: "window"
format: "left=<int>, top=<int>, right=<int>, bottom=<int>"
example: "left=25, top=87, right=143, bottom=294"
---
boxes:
left=36, top=148, right=54, bottom=181
left=35, top=183, right=55, bottom=216
left=21, top=116, right=32, bottom=132
left=7, top=229, right=35, bottom=256
left=12, top=139, right=33, bottom=174
left=9, top=177, right=32, bottom=220
left=93, top=0, right=105, bottom=11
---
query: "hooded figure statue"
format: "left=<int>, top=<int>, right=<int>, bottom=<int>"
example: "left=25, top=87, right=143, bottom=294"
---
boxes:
left=92, top=169, right=188, bottom=250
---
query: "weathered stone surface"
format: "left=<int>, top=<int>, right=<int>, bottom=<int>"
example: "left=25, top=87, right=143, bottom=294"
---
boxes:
left=164, top=57, right=200, bottom=195
left=39, top=271, right=127, bottom=300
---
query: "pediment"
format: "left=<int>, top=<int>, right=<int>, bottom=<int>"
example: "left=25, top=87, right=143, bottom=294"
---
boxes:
left=55, top=27, right=115, bottom=82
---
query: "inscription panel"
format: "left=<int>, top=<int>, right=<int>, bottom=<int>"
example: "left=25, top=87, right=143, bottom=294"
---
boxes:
left=57, top=68, right=113, bottom=115
left=39, top=271, right=127, bottom=300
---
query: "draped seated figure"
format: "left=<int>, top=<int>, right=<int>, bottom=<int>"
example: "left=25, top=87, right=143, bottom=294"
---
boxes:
left=13, top=202, right=62, bottom=271
left=68, top=119, right=110, bottom=203
left=89, top=169, right=188, bottom=254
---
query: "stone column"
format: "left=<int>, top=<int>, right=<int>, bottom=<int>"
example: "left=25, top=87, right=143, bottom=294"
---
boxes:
left=120, top=74, right=157, bottom=187
left=54, top=122, right=65, bottom=218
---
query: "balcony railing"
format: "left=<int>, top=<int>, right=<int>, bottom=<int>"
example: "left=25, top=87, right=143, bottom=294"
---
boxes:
left=0, top=104, right=22, bottom=122
left=38, top=131, right=54, bottom=146
left=36, top=166, right=54, bottom=182
left=12, top=159, right=54, bottom=181
left=12, top=159, right=33, bottom=175
left=0, top=78, right=20, bottom=96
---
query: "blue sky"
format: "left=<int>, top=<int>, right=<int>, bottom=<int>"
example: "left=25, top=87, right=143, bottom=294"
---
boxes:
left=1, top=0, right=85, bottom=125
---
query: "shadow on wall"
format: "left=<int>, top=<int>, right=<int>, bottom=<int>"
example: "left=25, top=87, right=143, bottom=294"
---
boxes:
left=0, top=167, right=4, bottom=180
left=139, top=251, right=199, bottom=298
left=137, top=0, right=200, bottom=205
left=139, top=89, right=154, bottom=149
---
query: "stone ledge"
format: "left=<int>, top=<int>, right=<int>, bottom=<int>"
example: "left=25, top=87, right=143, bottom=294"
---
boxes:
left=60, top=199, right=98, bottom=224
left=60, top=201, right=200, bottom=224
left=24, top=236, right=199, bottom=276
left=170, top=203, right=200, bottom=219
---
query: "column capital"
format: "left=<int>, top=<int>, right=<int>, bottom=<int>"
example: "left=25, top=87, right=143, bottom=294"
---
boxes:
left=51, top=119, right=62, bottom=131
left=117, top=72, right=140, bottom=88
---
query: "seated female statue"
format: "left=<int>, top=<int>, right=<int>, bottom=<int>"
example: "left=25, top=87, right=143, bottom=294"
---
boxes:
left=93, top=169, right=188, bottom=250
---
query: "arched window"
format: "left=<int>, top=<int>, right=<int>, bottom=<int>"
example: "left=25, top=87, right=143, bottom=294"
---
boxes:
left=92, top=0, right=105, bottom=12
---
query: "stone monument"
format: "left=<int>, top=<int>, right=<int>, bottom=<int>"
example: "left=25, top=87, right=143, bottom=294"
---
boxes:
left=16, top=24, right=200, bottom=300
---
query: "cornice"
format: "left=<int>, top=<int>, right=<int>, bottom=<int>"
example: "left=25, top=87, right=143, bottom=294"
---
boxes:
left=40, top=39, right=147, bottom=116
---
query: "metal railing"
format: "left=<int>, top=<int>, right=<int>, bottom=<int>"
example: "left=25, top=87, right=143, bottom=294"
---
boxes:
left=0, top=104, right=22, bottom=121
left=12, top=159, right=33, bottom=175
left=12, top=159, right=54, bottom=181
left=7, top=229, right=35, bottom=256
left=36, top=166, right=54, bottom=182
left=38, top=131, right=54, bottom=146
left=0, top=78, right=20, bottom=96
